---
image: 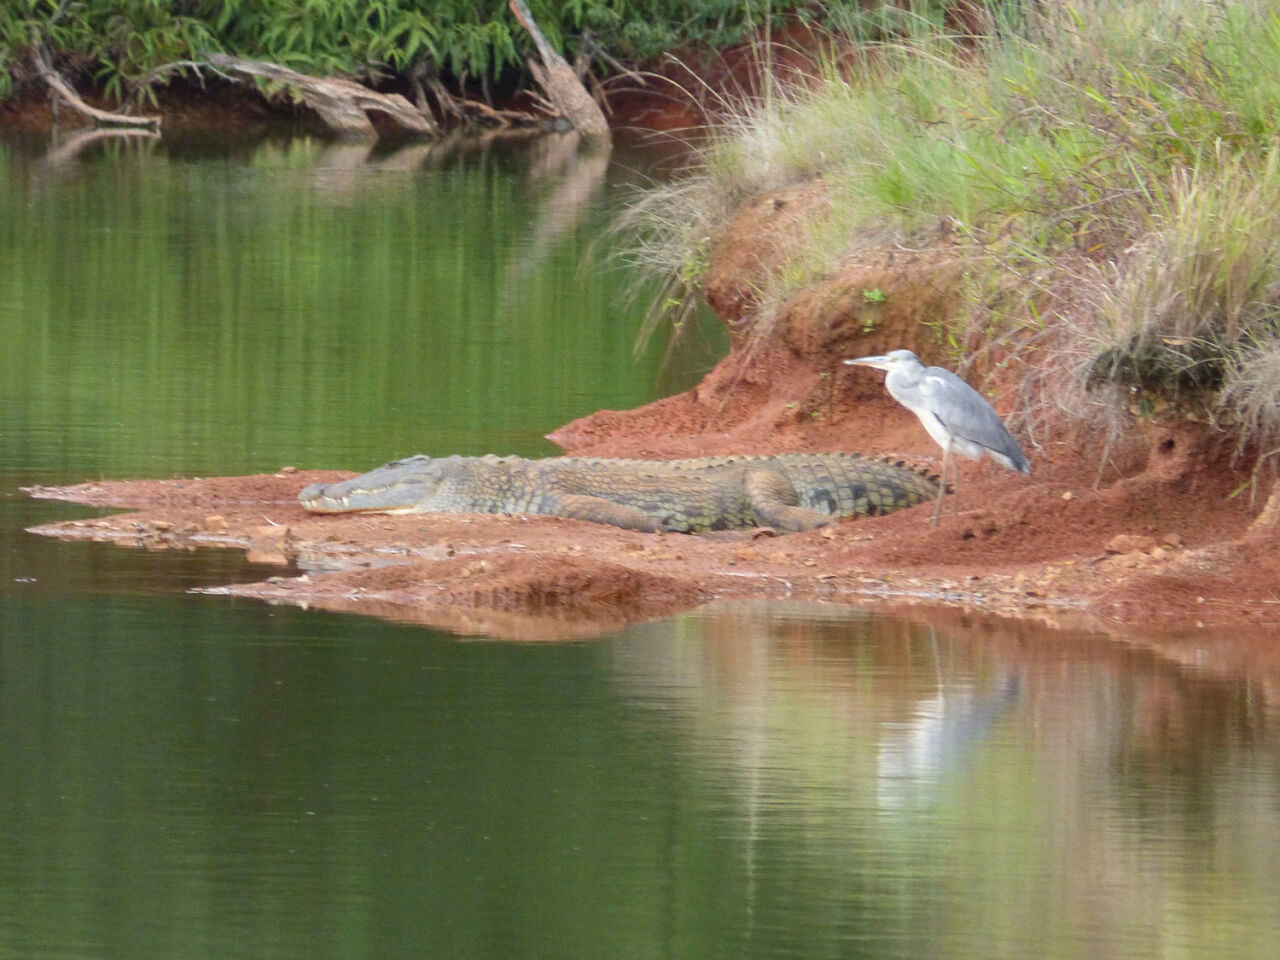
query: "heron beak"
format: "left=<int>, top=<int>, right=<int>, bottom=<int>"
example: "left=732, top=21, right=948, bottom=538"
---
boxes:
left=843, top=354, right=890, bottom=370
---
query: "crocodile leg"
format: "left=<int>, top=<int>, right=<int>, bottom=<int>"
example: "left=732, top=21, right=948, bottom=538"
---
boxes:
left=743, top=469, right=834, bottom=532
left=544, top=493, right=671, bottom=532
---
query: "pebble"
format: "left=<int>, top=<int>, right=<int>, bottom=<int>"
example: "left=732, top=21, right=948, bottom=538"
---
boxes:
left=1105, top=533, right=1156, bottom=555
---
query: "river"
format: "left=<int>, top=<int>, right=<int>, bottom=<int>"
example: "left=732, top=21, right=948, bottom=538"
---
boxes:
left=1, top=129, right=1277, bottom=959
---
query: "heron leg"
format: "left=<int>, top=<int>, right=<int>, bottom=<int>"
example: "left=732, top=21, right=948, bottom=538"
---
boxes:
left=932, top=445, right=951, bottom=526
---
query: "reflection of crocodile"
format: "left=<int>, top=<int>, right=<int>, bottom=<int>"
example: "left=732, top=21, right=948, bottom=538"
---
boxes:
left=299, top=453, right=941, bottom=533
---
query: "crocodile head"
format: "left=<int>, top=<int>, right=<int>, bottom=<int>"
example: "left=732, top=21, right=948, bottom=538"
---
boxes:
left=299, top=454, right=458, bottom=513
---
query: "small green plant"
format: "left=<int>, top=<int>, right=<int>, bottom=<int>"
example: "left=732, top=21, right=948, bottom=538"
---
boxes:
left=862, top=287, right=886, bottom=304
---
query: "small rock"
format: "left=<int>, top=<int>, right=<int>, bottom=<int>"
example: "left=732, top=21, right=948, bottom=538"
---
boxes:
left=1105, top=533, right=1156, bottom=555
left=251, top=524, right=289, bottom=542
left=246, top=548, right=288, bottom=566
left=279, top=466, right=298, bottom=475
left=1061, top=490, right=1074, bottom=501
left=1160, top=531, right=1184, bottom=548
left=202, top=514, right=228, bottom=531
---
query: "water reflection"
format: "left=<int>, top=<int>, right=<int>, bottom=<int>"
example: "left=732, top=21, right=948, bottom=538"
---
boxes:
left=0, top=131, right=724, bottom=480
left=1, top=579, right=1278, bottom=958
left=876, top=666, right=1020, bottom=809
left=40, top=126, right=161, bottom=167
left=610, top=603, right=1280, bottom=958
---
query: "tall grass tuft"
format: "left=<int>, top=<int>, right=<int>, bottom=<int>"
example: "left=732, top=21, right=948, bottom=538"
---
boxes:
left=620, top=0, right=1280, bottom=449
left=1085, top=153, right=1280, bottom=402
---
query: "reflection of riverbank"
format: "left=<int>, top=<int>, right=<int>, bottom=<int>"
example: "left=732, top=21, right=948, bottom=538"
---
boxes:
left=606, top=602, right=1280, bottom=956
left=609, top=599, right=1279, bottom=830
left=611, top=600, right=1279, bottom=765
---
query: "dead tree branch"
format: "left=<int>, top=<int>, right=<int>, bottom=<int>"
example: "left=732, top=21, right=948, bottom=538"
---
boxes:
left=33, top=49, right=160, bottom=130
left=508, top=0, right=609, bottom=141
left=205, top=53, right=436, bottom=139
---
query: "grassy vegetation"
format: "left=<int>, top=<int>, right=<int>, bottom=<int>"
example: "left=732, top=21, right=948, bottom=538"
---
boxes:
left=624, top=0, right=1280, bottom=452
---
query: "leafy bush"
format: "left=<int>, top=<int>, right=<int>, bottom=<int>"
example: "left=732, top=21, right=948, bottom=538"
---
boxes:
left=1, top=1, right=887, bottom=101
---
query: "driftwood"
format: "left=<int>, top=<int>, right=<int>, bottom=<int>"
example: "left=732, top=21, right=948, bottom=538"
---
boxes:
left=205, top=53, right=436, bottom=140
left=508, top=0, right=610, bottom=141
left=34, top=50, right=160, bottom=130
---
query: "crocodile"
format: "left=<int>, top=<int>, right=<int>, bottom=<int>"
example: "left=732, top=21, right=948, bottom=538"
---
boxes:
left=298, top=453, right=941, bottom=533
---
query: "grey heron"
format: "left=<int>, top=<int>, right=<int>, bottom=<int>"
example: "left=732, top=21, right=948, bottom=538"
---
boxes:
left=843, top=349, right=1029, bottom=526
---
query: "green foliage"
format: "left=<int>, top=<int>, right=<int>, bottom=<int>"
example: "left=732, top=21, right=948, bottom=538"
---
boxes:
left=1, top=1, right=882, bottom=103
left=196, top=1, right=517, bottom=78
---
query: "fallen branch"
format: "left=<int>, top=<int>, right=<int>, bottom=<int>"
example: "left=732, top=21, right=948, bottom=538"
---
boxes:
left=508, top=0, right=610, bottom=141
left=205, top=53, right=436, bottom=140
left=34, top=50, right=160, bottom=130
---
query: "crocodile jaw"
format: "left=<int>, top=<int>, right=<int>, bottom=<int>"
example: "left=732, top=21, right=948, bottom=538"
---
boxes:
left=298, top=480, right=421, bottom=514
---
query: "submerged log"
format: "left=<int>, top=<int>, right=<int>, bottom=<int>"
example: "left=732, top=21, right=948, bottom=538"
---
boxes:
left=508, top=0, right=610, bottom=141
left=205, top=54, right=437, bottom=140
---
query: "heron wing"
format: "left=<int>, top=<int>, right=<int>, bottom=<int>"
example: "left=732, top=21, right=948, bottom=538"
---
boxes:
left=919, top=370, right=1029, bottom=471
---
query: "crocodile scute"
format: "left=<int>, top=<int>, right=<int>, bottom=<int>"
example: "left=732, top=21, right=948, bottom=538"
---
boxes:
left=298, top=453, right=941, bottom=534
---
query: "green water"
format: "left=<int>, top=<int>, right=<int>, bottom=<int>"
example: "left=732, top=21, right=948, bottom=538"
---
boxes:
left=0, top=132, right=719, bottom=476
left=2, top=131, right=1278, bottom=959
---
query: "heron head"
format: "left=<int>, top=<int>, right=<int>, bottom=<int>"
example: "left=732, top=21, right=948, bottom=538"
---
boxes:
left=842, top=348, right=923, bottom=372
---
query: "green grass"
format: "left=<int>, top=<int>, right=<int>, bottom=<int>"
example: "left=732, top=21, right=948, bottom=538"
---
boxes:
left=623, top=0, right=1280, bottom=451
